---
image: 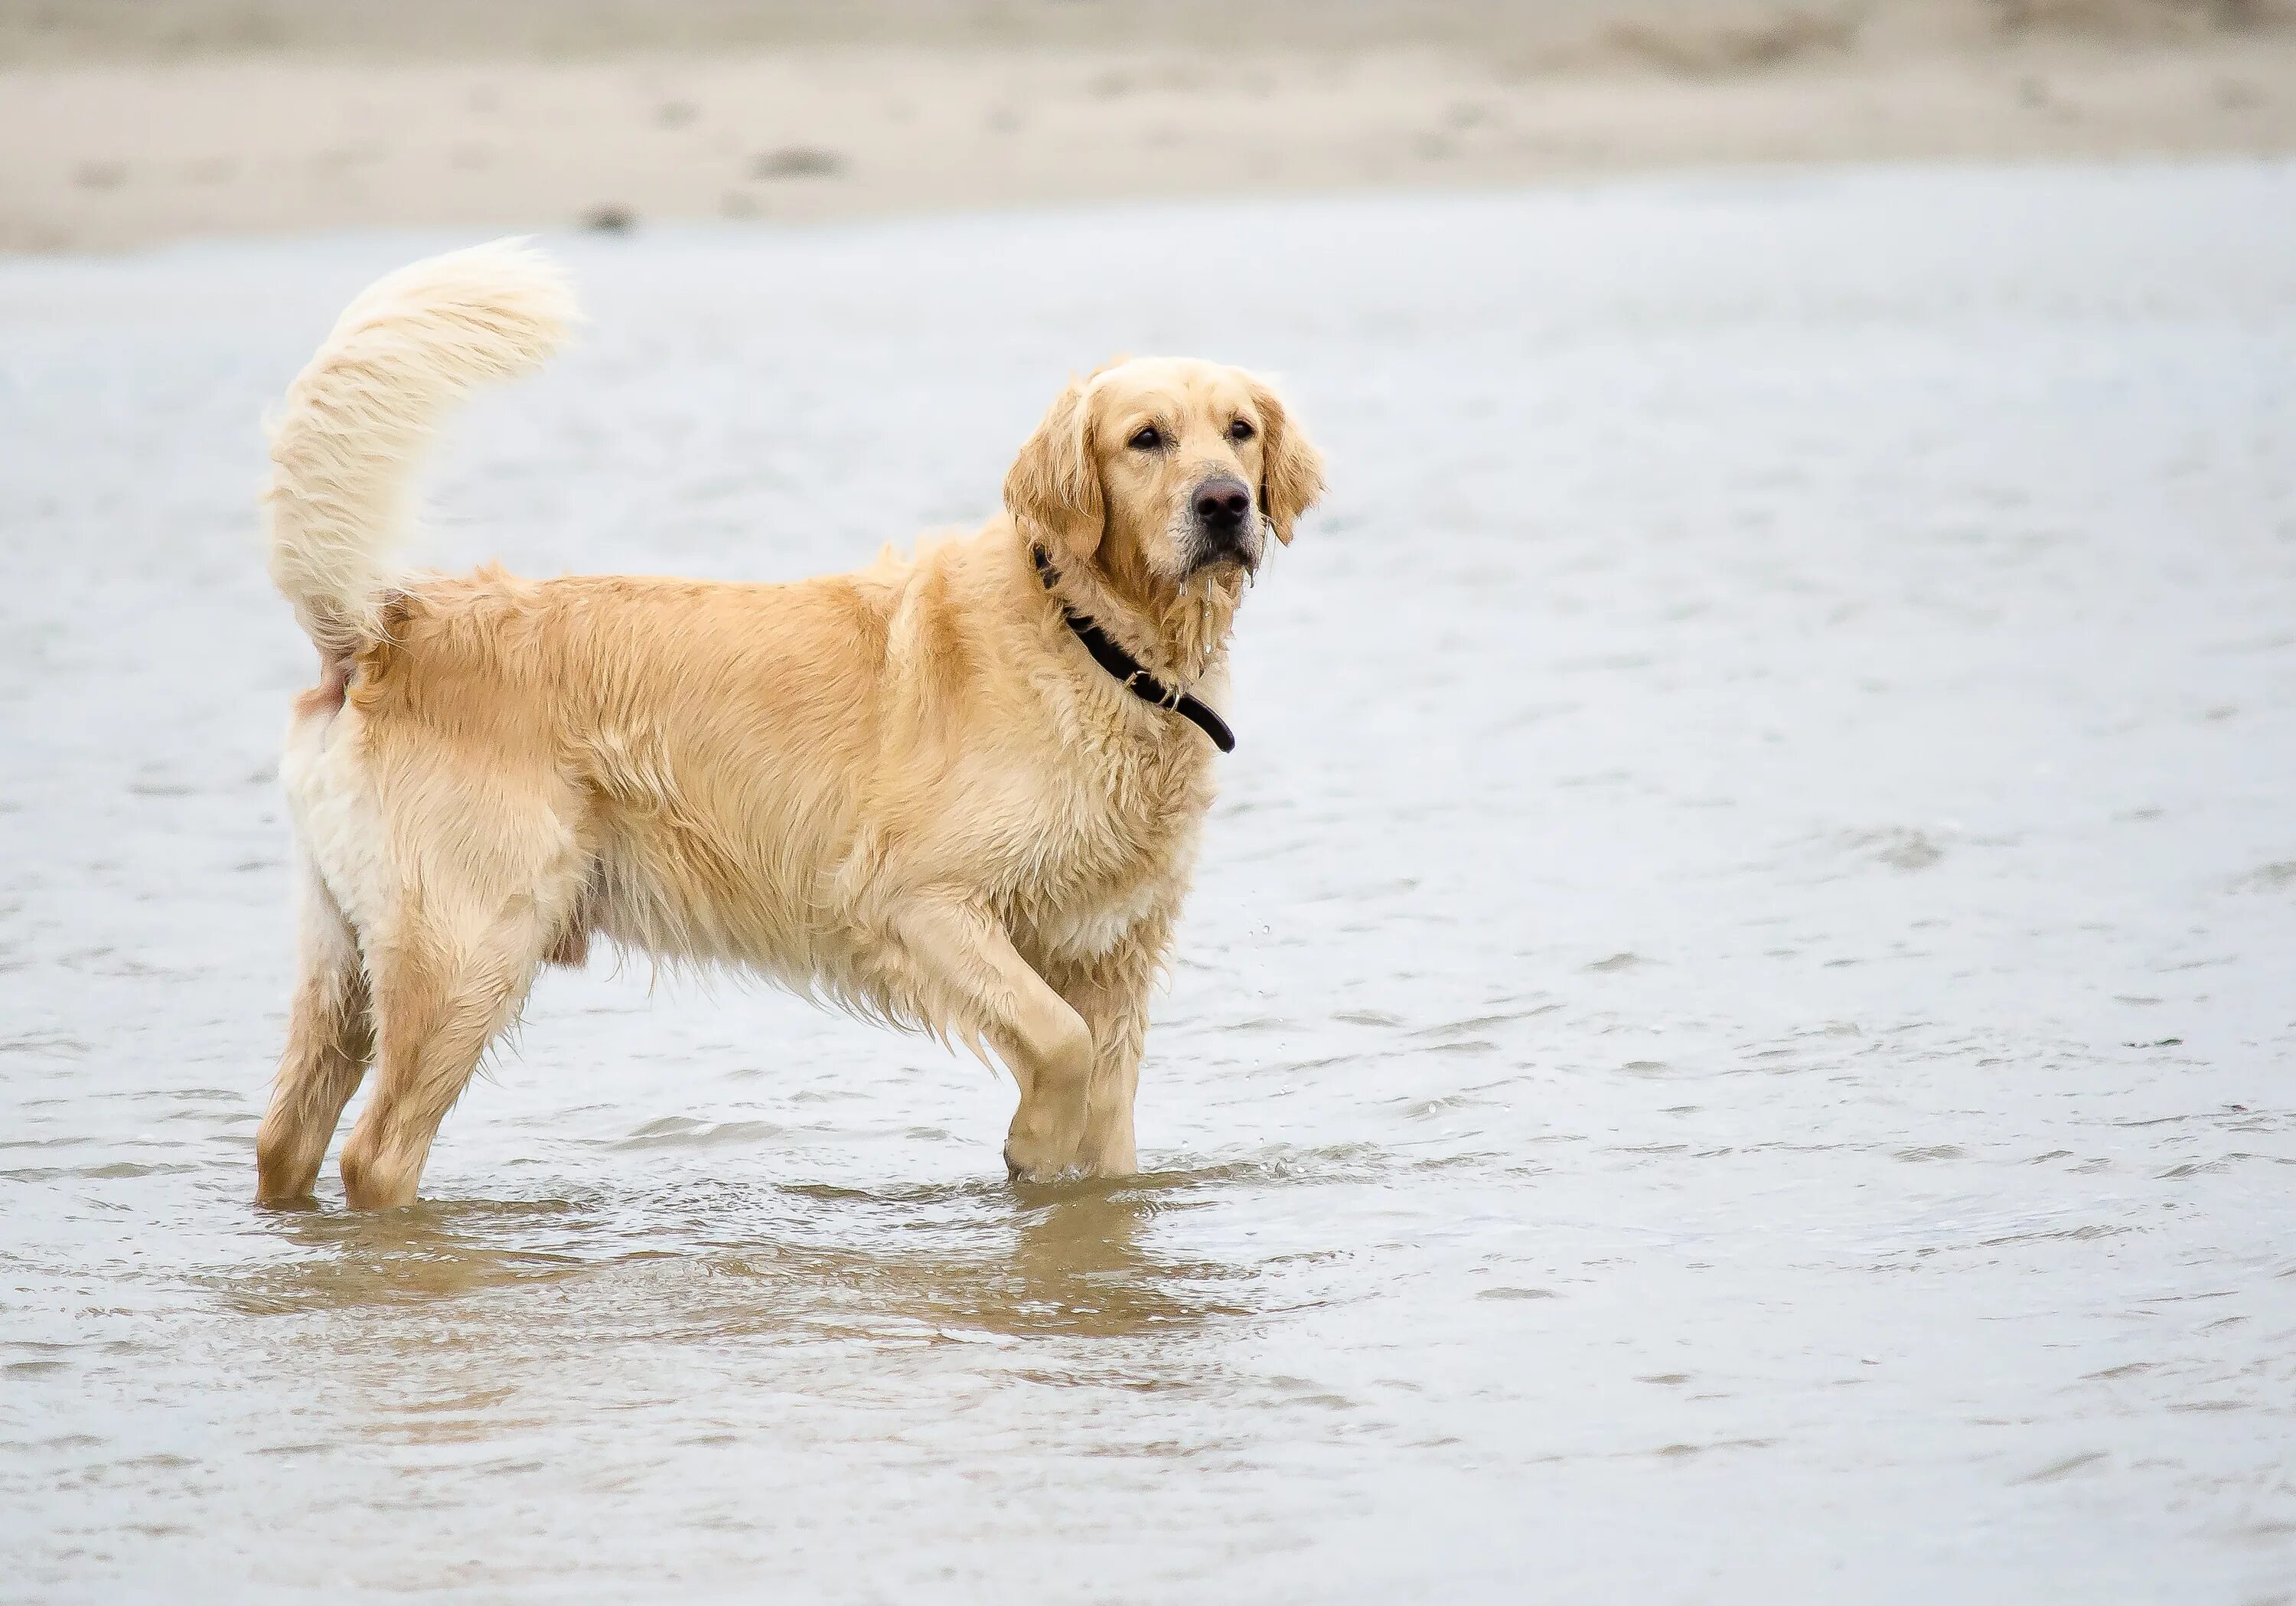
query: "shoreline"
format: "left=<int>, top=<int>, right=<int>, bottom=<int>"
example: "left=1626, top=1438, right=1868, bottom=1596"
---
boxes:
left=5, top=32, right=2294, bottom=253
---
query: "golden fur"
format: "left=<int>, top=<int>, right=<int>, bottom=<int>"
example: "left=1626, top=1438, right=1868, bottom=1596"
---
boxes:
left=252, top=242, right=1324, bottom=1208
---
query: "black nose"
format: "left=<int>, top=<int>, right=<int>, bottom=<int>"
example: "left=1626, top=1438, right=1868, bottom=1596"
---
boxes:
left=1194, top=478, right=1253, bottom=530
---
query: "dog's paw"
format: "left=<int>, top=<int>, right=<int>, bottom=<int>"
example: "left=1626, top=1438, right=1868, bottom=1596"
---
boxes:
left=1003, top=1134, right=1084, bottom=1186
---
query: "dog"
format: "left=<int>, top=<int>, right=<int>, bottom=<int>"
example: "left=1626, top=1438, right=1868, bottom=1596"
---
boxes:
left=251, top=241, right=1324, bottom=1208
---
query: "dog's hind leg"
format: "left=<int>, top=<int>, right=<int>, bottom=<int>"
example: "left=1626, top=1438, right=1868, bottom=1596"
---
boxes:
left=888, top=899, right=1095, bottom=1184
left=256, top=862, right=374, bottom=1203
left=338, top=896, right=548, bottom=1210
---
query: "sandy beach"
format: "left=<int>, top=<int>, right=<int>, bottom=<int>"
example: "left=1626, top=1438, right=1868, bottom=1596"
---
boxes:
left=4, top=0, right=2295, bottom=250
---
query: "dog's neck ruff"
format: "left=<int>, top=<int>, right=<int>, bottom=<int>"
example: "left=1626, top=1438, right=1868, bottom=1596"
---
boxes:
left=1031, top=545, right=1236, bottom=755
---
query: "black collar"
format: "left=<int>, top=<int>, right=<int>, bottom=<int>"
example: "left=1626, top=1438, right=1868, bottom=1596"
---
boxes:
left=1031, top=545, right=1234, bottom=754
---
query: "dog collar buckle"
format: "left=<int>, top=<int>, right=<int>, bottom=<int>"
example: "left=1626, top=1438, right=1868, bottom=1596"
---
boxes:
left=1030, top=546, right=1236, bottom=754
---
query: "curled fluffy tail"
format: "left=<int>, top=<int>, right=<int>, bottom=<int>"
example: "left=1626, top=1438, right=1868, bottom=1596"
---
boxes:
left=263, top=240, right=576, bottom=657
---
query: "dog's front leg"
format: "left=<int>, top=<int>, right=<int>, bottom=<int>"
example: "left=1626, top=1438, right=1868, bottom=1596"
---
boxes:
left=1074, top=996, right=1146, bottom=1177
left=1046, top=930, right=1165, bottom=1180
left=889, top=899, right=1095, bottom=1183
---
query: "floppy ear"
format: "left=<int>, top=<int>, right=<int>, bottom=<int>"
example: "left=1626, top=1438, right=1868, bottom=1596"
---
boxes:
left=1003, top=377, right=1104, bottom=563
left=1251, top=382, right=1326, bottom=545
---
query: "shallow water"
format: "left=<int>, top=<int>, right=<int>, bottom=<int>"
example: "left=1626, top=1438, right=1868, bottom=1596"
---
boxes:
left=4, top=163, right=2296, bottom=1603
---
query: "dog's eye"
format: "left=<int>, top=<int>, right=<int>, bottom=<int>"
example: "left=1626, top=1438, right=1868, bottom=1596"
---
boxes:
left=1127, top=426, right=1163, bottom=451
left=1228, top=419, right=1256, bottom=442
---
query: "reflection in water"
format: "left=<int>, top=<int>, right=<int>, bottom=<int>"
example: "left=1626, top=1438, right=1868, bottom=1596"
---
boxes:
left=217, top=1174, right=1255, bottom=1343
left=194, top=1174, right=1273, bottom=1472
left=223, top=1197, right=594, bottom=1309
left=694, top=1178, right=1258, bottom=1343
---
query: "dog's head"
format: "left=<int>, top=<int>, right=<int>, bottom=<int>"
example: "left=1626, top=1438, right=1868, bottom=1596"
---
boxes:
left=1004, top=357, right=1324, bottom=603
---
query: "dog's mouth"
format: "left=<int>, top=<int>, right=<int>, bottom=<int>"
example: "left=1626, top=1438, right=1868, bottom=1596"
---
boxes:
left=1188, top=533, right=1261, bottom=577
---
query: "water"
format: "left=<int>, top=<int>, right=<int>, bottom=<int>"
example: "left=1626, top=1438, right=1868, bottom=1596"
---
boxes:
left=3, top=163, right=2295, bottom=1603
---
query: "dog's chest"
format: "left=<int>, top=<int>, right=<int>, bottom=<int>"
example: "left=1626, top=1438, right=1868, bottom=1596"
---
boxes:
left=1014, top=743, right=1212, bottom=965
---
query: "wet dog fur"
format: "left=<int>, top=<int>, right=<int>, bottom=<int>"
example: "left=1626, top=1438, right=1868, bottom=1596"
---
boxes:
left=252, top=242, right=1324, bottom=1208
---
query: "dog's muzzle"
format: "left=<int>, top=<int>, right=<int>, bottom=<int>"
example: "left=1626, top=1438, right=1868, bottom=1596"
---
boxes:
left=1190, top=475, right=1259, bottom=570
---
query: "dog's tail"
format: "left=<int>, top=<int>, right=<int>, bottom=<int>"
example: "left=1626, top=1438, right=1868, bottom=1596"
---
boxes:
left=262, top=240, right=577, bottom=658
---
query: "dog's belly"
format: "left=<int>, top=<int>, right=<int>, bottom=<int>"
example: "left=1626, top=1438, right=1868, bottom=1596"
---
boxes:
left=580, top=833, right=817, bottom=983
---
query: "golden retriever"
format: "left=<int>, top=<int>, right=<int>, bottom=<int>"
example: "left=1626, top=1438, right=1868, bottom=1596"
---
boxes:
left=251, top=242, right=1323, bottom=1208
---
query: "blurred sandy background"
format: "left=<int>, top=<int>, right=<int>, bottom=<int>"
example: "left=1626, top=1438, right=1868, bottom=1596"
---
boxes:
left=2, top=1, right=2294, bottom=252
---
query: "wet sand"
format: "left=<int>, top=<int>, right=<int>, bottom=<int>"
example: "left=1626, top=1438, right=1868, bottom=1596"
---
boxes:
left=3, top=1, right=2295, bottom=250
left=2, top=162, right=2294, bottom=1599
